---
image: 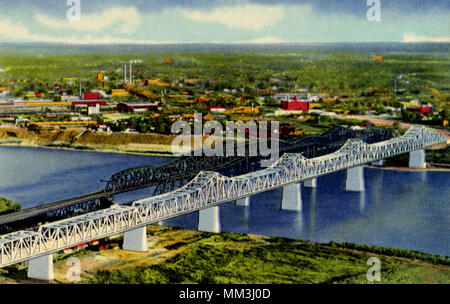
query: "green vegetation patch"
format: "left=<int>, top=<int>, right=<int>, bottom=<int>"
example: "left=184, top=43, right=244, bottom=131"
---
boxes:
left=88, top=232, right=450, bottom=284
left=0, top=196, right=21, bottom=215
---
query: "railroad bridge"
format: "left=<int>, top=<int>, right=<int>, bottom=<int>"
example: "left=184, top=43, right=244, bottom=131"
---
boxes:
left=0, top=125, right=446, bottom=280
left=0, top=126, right=391, bottom=233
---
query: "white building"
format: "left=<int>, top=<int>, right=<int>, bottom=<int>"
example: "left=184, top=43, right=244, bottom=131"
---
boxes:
left=274, top=93, right=308, bottom=103
left=88, top=104, right=101, bottom=115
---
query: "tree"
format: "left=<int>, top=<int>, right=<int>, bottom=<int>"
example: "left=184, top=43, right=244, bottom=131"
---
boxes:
left=439, top=109, right=450, bottom=121
left=264, top=98, right=279, bottom=108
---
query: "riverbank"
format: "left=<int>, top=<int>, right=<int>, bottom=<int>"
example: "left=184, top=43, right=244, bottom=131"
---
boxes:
left=1, top=124, right=449, bottom=168
left=0, top=125, right=176, bottom=157
left=0, top=226, right=448, bottom=284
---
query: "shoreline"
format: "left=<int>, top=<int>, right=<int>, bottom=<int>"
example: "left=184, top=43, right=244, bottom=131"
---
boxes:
left=1, top=141, right=449, bottom=172
left=1, top=226, right=448, bottom=284
left=0, top=140, right=177, bottom=157
left=0, top=125, right=179, bottom=157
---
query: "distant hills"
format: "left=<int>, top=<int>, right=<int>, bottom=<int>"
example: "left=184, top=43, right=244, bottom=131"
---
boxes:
left=0, top=42, right=448, bottom=56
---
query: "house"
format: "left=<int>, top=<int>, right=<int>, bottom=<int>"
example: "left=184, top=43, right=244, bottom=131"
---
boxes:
left=145, top=79, right=170, bottom=87
left=61, top=95, right=81, bottom=101
left=373, top=56, right=383, bottom=62
left=208, top=106, right=227, bottom=113
left=117, top=102, right=158, bottom=113
left=308, top=95, right=321, bottom=102
left=88, top=104, right=101, bottom=115
left=274, top=110, right=304, bottom=116
left=280, top=96, right=309, bottom=112
left=406, top=106, right=433, bottom=114
left=72, top=100, right=107, bottom=107
left=269, top=78, right=282, bottom=84
left=74, top=243, right=88, bottom=251
left=93, top=124, right=109, bottom=132
left=125, top=126, right=137, bottom=133
left=228, top=106, right=260, bottom=115
left=400, top=99, right=421, bottom=109
left=111, top=89, right=130, bottom=97
left=309, top=103, right=322, bottom=110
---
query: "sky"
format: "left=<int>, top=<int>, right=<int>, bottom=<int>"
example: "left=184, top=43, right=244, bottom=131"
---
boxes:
left=0, top=0, right=448, bottom=44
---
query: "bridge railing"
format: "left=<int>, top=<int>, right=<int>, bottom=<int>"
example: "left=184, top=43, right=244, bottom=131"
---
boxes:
left=104, top=127, right=393, bottom=192
left=0, top=126, right=446, bottom=268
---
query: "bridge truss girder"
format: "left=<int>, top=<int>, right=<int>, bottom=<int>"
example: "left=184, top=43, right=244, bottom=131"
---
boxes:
left=0, top=125, right=445, bottom=268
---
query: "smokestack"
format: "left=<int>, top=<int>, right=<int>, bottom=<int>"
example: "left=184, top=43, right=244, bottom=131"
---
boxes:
left=123, top=63, right=127, bottom=83
left=129, top=62, right=132, bottom=84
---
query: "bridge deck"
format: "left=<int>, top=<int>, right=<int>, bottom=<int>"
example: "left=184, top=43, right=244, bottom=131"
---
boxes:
left=0, top=126, right=446, bottom=268
left=0, top=191, right=110, bottom=226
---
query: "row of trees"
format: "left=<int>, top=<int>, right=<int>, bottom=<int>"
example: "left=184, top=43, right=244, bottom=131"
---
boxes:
left=108, top=115, right=172, bottom=134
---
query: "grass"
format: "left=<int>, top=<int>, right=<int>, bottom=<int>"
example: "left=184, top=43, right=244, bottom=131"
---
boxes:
left=0, top=226, right=448, bottom=284
left=82, top=227, right=449, bottom=284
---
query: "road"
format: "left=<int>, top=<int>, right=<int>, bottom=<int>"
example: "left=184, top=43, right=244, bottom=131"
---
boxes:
left=343, top=115, right=450, bottom=145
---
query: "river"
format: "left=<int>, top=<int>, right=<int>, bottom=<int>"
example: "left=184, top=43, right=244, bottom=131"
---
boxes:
left=0, top=146, right=448, bottom=256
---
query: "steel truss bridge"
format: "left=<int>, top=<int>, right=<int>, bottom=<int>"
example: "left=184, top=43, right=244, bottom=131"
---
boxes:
left=105, top=127, right=392, bottom=194
left=0, top=125, right=446, bottom=268
left=0, top=127, right=390, bottom=234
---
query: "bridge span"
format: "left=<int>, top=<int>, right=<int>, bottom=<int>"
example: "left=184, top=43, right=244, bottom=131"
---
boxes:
left=0, top=125, right=446, bottom=280
left=0, top=127, right=391, bottom=232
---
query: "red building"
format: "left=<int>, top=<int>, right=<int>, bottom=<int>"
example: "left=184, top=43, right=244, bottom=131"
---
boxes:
left=83, top=92, right=102, bottom=100
left=72, top=100, right=107, bottom=107
left=280, top=96, right=309, bottom=111
left=406, top=106, right=432, bottom=114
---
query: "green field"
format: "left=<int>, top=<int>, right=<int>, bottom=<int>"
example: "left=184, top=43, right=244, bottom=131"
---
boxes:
left=83, top=228, right=450, bottom=284
left=1, top=44, right=449, bottom=97
left=2, top=226, right=447, bottom=284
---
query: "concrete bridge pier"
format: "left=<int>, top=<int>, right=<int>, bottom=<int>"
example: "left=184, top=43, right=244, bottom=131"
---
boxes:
left=281, top=183, right=302, bottom=211
left=372, top=159, right=384, bottom=166
left=409, top=149, right=426, bottom=168
left=27, top=254, right=54, bottom=281
left=304, top=178, right=317, bottom=188
left=123, top=226, right=148, bottom=252
left=198, top=206, right=220, bottom=233
left=236, top=197, right=250, bottom=207
left=346, top=166, right=365, bottom=192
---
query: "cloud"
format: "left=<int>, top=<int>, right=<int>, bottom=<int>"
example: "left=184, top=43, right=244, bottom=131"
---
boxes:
left=0, top=16, right=49, bottom=41
left=237, top=36, right=286, bottom=44
left=182, top=4, right=284, bottom=30
left=0, top=15, right=158, bottom=44
left=402, top=33, right=450, bottom=43
left=35, top=7, right=142, bottom=34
